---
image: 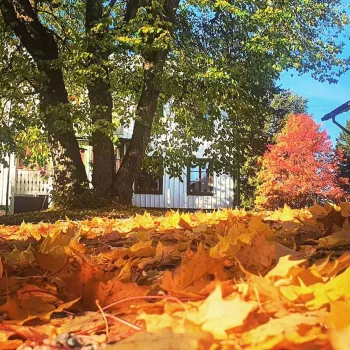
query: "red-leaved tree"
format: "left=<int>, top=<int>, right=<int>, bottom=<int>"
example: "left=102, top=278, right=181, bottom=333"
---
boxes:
left=255, top=114, right=349, bottom=209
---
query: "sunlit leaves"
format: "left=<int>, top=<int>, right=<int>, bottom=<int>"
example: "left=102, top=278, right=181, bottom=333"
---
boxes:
left=256, top=114, right=349, bottom=209
left=0, top=205, right=350, bottom=348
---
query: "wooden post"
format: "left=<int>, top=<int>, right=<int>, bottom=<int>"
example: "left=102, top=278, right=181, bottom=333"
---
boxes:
left=5, top=154, right=10, bottom=215
left=9, top=154, right=17, bottom=215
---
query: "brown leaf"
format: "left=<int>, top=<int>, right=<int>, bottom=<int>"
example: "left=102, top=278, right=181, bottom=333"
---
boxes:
left=106, top=328, right=208, bottom=350
left=161, top=243, right=227, bottom=297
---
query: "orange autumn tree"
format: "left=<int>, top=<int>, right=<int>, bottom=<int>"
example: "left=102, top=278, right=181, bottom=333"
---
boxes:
left=255, top=114, right=349, bottom=209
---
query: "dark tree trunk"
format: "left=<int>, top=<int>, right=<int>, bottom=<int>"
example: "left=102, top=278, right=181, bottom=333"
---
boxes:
left=86, top=0, right=115, bottom=197
left=40, top=70, right=88, bottom=194
left=0, top=0, right=88, bottom=194
left=114, top=59, right=164, bottom=204
left=114, top=0, right=180, bottom=204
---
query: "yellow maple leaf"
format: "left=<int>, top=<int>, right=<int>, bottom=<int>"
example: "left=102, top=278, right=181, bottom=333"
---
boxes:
left=133, top=212, right=155, bottom=230
left=327, top=300, right=350, bottom=329
left=266, top=255, right=307, bottom=280
left=330, top=328, right=350, bottom=350
left=306, top=267, right=350, bottom=310
left=175, top=285, right=256, bottom=339
left=242, top=311, right=327, bottom=347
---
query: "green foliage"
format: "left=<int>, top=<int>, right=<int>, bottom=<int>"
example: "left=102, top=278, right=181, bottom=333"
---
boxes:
left=0, top=0, right=349, bottom=207
left=269, top=90, right=309, bottom=139
left=336, top=120, right=350, bottom=183
left=51, top=189, right=113, bottom=210
left=336, top=120, right=350, bottom=154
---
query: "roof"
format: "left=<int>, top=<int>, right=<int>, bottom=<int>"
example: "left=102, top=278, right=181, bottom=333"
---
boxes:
left=322, top=100, right=350, bottom=121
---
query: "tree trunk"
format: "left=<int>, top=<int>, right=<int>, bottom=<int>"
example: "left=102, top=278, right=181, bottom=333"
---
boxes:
left=114, top=60, right=163, bottom=204
left=86, top=0, right=115, bottom=197
left=40, top=69, right=88, bottom=194
left=113, top=0, right=180, bottom=204
left=0, top=0, right=88, bottom=195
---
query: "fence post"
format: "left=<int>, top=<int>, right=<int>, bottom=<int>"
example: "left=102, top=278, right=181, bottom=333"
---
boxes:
left=9, top=155, right=16, bottom=215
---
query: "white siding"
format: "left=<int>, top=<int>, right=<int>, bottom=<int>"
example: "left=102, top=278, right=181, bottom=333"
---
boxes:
left=0, top=162, right=10, bottom=206
left=1, top=150, right=235, bottom=211
left=133, top=169, right=234, bottom=209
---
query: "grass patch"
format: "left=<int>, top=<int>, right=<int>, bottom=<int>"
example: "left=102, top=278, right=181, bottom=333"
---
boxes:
left=0, top=205, right=167, bottom=225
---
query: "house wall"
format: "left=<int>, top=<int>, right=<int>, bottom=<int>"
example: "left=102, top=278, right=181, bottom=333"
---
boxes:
left=133, top=171, right=234, bottom=209
left=2, top=143, right=235, bottom=212
left=0, top=162, right=10, bottom=207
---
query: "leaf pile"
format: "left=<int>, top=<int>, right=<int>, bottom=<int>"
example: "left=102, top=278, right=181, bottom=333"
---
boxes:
left=0, top=204, right=349, bottom=349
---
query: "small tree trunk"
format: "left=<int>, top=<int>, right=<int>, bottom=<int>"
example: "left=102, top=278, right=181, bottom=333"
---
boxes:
left=114, top=60, right=163, bottom=204
left=86, top=0, right=115, bottom=197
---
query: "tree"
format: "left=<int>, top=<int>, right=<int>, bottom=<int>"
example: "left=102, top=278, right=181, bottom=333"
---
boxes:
left=255, top=114, right=348, bottom=209
left=336, top=119, right=350, bottom=184
left=0, top=0, right=88, bottom=196
left=0, top=0, right=348, bottom=205
left=269, top=90, right=308, bottom=140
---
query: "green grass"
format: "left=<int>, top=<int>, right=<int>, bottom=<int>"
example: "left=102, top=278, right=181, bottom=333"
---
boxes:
left=0, top=205, right=167, bottom=226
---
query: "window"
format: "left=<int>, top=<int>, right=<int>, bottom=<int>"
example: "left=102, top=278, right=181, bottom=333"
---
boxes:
left=187, top=160, right=214, bottom=196
left=134, top=157, right=163, bottom=195
left=135, top=172, right=163, bottom=194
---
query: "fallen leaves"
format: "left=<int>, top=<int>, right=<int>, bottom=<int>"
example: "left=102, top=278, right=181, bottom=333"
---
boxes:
left=0, top=205, right=349, bottom=349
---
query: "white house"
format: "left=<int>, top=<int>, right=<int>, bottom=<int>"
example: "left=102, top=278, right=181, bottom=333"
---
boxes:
left=0, top=125, right=235, bottom=214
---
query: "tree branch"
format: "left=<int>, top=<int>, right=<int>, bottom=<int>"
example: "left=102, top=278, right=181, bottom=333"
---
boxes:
left=0, top=0, right=58, bottom=62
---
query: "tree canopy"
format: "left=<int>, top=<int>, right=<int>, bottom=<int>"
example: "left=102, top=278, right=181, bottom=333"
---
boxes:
left=256, top=114, right=349, bottom=209
left=0, top=0, right=348, bottom=205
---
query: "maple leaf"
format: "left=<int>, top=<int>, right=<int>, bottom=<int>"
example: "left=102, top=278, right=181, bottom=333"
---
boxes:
left=310, top=252, right=350, bottom=278
left=161, top=243, right=228, bottom=297
left=39, top=222, right=77, bottom=254
left=329, top=328, right=350, bottom=350
left=5, top=245, right=35, bottom=268
left=317, top=230, right=350, bottom=248
left=306, top=267, right=350, bottom=310
left=1, top=205, right=350, bottom=349
left=181, top=285, right=256, bottom=339
left=266, top=255, right=307, bottom=280
left=241, top=311, right=328, bottom=348
left=327, top=300, right=350, bottom=329
left=133, top=212, right=155, bottom=230
left=106, top=328, right=208, bottom=350
left=339, top=202, right=350, bottom=217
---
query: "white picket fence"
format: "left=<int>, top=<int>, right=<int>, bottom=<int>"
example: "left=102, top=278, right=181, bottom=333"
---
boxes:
left=0, top=156, right=52, bottom=214
left=15, top=170, right=51, bottom=196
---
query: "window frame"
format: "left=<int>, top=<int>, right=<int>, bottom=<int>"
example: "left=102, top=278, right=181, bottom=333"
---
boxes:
left=187, top=159, right=214, bottom=196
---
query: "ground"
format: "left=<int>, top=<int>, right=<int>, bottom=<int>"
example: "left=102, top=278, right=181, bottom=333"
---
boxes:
left=0, top=203, right=349, bottom=349
left=0, top=206, right=166, bottom=226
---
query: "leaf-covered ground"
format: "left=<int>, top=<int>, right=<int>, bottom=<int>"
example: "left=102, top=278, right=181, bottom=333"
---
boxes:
left=0, top=203, right=349, bottom=349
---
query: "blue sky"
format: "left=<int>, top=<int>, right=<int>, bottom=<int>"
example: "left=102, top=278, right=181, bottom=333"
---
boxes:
left=278, top=69, right=350, bottom=144
left=278, top=1, right=350, bottom=145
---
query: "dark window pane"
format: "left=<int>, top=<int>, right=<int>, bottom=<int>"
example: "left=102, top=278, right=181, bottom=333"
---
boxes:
left=187, top=160, right=213, bottom=196
left=135, top=172, right=163, bottom=195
